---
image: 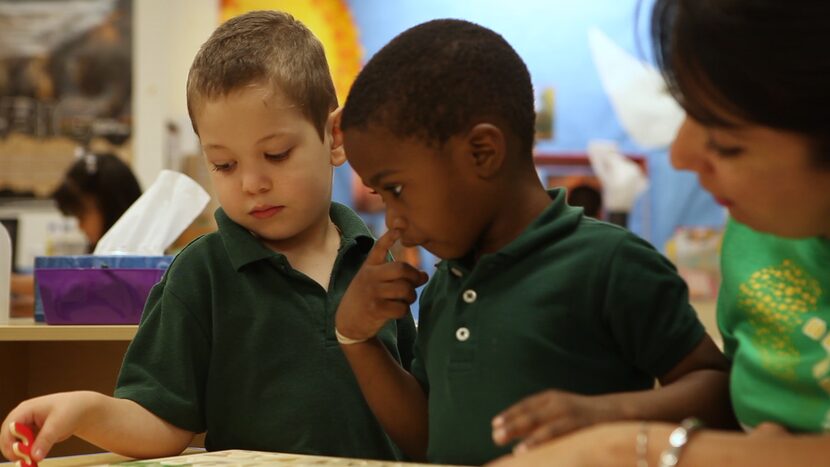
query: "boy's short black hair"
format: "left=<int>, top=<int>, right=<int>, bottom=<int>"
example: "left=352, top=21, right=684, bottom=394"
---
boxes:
left=342, top=19, right=535, bottom=157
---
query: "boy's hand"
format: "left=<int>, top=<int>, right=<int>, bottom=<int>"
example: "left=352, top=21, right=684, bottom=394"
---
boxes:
left=335, top=228, right=428, bottom=342
left=1, top=392, right=98, bottom=462
left=492, top=389, right=614, bottom=453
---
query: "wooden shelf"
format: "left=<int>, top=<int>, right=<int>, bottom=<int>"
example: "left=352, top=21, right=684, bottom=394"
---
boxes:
left=0, top=326, right=135, bottom=456
left=0, top=318, right=137, bottom=341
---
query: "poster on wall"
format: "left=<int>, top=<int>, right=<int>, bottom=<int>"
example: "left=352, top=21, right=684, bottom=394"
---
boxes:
left=0, top=0, right=132, bottom=197
left=535, top=86, right=555, bottom=141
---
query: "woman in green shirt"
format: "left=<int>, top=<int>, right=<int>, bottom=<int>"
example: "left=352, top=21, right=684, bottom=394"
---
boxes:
left=490, top=0, right=830, bottom=465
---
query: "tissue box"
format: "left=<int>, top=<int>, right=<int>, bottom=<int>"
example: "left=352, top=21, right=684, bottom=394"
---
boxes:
left=34, top=255, right=174, bottom=325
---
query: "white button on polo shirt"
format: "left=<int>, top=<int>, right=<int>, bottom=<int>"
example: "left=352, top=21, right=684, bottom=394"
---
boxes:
left=462, top=289, right=477, bottom=303
left=456, top=327, right=470, bottom=342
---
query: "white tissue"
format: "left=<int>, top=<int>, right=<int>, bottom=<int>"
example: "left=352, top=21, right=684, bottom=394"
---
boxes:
left=587, top=140, right=649, bottom=212
left=93, top=170, right=210, bottom=255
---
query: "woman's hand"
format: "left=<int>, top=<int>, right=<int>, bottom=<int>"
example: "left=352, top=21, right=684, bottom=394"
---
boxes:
left=488, top=423, right=640, bottom=467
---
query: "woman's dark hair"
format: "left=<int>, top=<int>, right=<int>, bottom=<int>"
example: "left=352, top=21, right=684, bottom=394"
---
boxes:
left=52, top=152, right=142, bottom=237
left=650, top=0, right=830, bottom=166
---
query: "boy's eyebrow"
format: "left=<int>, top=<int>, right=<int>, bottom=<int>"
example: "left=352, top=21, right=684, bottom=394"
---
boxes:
left=369, top=169, right=399, bottom=186
left=203, top=132, right=288, bottom=150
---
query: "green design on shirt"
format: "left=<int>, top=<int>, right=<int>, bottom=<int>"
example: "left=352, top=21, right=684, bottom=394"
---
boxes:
left=738, top=259, right=822, bottom=380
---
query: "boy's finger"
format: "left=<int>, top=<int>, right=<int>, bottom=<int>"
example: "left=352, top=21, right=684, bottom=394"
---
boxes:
left=376, top=280, right=420, bottom=305
left=415, top=270, right=429, bottom=286
left=30, top=422, right=58, bottom=462
left=492, top=409, right=539, bottom=446
left=377, top=262, right=428, bottom=287
left=377, top=298, right=411, bottom=319
left=492, top=393, right=542, bottom=428
left=1, top=417, right=31, bottom=461
left=0, top=427, right=10, bottom=461
left=0, top=440, right=9, bottom=462
left=492, top=394, right=553, bottom=445
left=366, top=229, right=400, bottom=265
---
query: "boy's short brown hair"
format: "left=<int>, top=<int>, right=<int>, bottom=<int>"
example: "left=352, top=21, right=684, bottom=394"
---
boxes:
left=187, top=10, right=337, bottom=139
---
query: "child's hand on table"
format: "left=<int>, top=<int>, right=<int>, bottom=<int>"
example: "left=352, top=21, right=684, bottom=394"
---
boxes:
left=492, top=389, right=617, bottom=453
left=1, top=392, right=97, bottom=463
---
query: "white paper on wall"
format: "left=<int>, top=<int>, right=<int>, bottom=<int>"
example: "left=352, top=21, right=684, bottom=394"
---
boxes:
left=588, top=27, right=684, bottom=150
left=587, top=140, right=649, bottom=212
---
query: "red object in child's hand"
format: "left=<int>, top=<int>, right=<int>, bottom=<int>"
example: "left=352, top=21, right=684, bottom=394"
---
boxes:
left=9, top=422, right=38, bottom=467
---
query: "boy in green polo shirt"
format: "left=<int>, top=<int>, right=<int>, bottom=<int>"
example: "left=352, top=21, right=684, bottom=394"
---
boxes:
left=0, top=11, right=413, bottom=463
left=333, top=19, right=731, bottom=465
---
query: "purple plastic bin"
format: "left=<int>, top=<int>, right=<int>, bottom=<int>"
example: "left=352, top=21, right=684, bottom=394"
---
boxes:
left=34, top=268, right=164, bottom=324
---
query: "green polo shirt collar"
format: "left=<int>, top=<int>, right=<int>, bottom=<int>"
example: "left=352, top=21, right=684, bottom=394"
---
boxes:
left=441, top=188, right=582, bottom=273
left=215, top=202, right=375, bottom=271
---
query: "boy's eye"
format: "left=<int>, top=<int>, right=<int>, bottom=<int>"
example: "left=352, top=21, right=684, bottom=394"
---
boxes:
left=211, top=162, right=235, bottom=172
left=265, top=151, right=289, bottom=161
left=705, top=137, right=745, bottom=158
left=385, top=184, right=403, bottom=198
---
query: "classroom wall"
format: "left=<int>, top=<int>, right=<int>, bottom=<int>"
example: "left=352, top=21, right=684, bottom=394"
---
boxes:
left=131, top=0, right=218, bottom=190
left=130, top=1, right=726, bottom=252
left=347, top=0, right=727, bottom=250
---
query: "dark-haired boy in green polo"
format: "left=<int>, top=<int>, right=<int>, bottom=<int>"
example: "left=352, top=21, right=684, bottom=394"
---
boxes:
left=333, top=18, right=732, bottom=466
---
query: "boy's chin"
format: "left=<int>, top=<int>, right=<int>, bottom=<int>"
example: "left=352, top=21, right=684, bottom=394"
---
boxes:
left=423, top=242, right=469, bottom=262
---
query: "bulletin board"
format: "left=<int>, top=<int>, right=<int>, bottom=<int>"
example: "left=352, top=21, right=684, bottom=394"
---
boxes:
left=0, top=0, right=133, bottom=197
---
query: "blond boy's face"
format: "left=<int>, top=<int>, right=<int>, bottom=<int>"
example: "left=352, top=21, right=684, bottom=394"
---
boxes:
left=195, top=84, right=344, bottom=249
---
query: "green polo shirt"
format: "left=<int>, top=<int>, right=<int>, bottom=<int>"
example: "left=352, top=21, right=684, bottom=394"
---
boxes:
left=412, top=189, right=705, bottom=465
left=115, top=203, right=415, bottom=460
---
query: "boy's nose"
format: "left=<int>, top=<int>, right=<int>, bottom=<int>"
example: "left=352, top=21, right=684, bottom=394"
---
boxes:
left=384, top=206, right=406, bottom=232
left=670, top=118, right=713, bottom=175
left=242, top=169, right=272, bottom=194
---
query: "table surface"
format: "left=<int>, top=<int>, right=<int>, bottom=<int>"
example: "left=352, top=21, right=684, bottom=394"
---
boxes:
left=2, top=449, right=461, bottom=467
left=0, top=318, right=137, bottom=341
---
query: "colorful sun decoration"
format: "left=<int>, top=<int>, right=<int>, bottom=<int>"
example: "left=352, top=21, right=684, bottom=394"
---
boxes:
left=221, top=0, right=363, bottom=105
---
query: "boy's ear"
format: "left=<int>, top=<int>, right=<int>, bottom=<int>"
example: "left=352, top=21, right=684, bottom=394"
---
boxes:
left=464, top=123, right=506, bottom=179
left=328, top=107, right=346, bottom=167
